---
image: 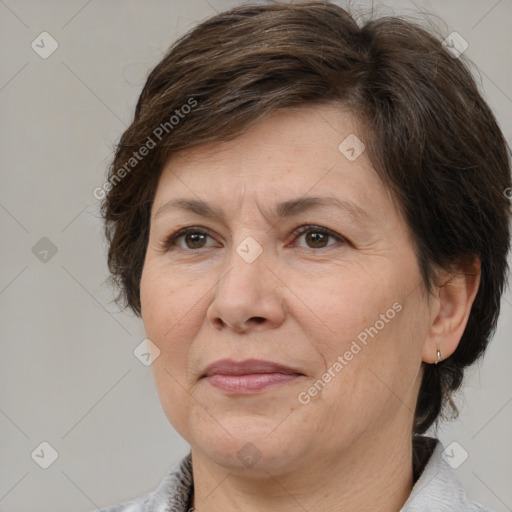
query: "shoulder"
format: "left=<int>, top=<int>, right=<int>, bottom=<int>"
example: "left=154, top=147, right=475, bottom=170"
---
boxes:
left=401, top=438, right=493, bottom=512
left=90, top=452, right=193, bottom=512
left=95, top=495, right=151, bottom=512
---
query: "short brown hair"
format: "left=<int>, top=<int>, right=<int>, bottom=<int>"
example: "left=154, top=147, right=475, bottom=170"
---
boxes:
left=101, top=1, right=511, bottom=435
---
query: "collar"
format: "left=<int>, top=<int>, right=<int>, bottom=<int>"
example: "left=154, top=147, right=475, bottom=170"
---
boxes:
left=144, top=437, right=489, bottom=512
left=400, top=438, right=490, bottom=511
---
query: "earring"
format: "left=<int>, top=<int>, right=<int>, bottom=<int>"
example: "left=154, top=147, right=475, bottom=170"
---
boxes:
left=434, top=348, right=442, bottom=365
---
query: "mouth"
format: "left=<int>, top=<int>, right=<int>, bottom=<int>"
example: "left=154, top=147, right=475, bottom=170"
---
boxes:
left=201, top=359, right=304, bottom=394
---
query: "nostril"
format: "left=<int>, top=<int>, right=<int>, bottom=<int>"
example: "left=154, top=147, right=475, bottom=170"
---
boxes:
left=251, top=317, right=265, bottom=324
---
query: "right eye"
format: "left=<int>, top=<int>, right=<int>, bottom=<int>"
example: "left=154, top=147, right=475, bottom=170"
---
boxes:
left=164, top=227, right=218, bottom=251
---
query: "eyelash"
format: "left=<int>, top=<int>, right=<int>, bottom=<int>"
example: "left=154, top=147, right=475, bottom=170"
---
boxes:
left=162, top=225, right=347, bottom=252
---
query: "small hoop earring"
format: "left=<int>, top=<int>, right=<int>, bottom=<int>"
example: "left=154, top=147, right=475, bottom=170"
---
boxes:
left=434, top=348, right=442, bottom=365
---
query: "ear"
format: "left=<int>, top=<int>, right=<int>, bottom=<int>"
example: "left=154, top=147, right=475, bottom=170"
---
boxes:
left=422, top=256, right=481, bottom=364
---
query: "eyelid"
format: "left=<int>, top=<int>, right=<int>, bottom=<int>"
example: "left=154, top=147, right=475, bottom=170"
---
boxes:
left=289, top=225, right=347, bottom=248
left=291, top=224, right=344, bottom=239
left=162, top=227, right=214, bottom=251
left=163, top=224, right=348, bottom=251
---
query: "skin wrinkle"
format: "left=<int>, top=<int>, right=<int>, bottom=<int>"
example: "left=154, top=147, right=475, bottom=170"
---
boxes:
left=98, top=4, right=510, bottom=507
left=139, top=105, right=479, bottom=512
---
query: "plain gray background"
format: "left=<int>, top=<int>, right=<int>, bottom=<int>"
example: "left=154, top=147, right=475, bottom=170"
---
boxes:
left=0, top=1, right=511, bottom=511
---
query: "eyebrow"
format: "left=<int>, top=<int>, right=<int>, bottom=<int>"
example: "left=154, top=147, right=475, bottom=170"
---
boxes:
left=154, top=196, right=370, bottom=225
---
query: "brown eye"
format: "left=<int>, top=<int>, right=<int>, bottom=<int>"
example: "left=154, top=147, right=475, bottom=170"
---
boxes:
left=164, top=225, right=345, bottom=252
left=304, top=231, right=330, bottom=249
left=183, top=232, right=208, bottom=249
left=293, top=226, right=345, bottom=250
left=164, top=228, right=214, bottom=251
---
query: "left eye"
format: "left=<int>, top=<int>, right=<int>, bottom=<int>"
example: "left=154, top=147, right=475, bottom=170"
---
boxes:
left=291, top=225, right=345, bottom=249
left=164, top=225, right=345, bottom=251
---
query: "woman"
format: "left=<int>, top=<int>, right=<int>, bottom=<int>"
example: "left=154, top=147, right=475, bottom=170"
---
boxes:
left=95, top=1, right=510, bottom=511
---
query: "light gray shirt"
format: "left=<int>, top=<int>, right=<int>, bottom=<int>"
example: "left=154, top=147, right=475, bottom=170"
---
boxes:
left=94, top=438, right=491, bottom=511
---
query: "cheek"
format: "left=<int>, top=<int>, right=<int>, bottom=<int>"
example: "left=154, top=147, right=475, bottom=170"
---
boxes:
left=293, top=269, right=400, bottom=363
left=302, top=267, right=423, bottom=403
left=140, top=265, right=192, bottom=384
left=141, top=261, right=200, bottom=337
left=330, top=296, right=428, bottom=420
left=140, top=264, right=201, bottom=439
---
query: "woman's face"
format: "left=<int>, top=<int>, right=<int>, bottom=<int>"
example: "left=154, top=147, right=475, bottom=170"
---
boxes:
left=140, top=105, right=436, bottom=473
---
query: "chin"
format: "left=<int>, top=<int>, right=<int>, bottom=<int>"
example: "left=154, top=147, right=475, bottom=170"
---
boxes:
left=188, top=415, right=308, bottom=473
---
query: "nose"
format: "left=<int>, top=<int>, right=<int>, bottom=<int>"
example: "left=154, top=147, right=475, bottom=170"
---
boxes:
left=206, top=240, right=286, bottom=334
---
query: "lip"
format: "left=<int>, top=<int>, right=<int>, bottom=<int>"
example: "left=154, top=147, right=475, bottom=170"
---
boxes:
left=202, top=358, right=303, bottom=377
left=202, top=358, right=304, bottom=394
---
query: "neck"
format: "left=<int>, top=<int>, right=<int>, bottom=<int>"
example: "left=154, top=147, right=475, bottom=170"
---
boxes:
left=190, top=427, right=415, bottom=512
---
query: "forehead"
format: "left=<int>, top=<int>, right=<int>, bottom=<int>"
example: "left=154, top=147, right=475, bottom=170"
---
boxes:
left=153, top=105, right=395, bottom=222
